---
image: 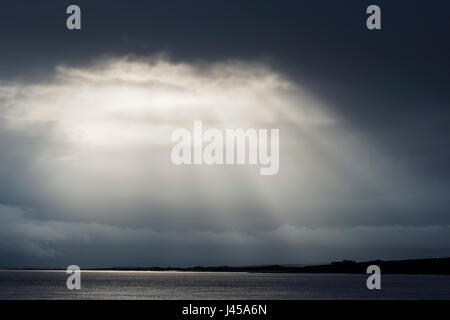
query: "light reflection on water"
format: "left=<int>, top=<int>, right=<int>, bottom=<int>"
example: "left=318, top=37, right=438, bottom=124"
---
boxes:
left=1, top=271, right=449, bottom=300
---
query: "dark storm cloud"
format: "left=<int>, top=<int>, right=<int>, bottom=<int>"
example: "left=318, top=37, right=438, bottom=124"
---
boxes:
left=0, top=1, right=449, bottom=267
left=1, top=0, right=449, bottom=176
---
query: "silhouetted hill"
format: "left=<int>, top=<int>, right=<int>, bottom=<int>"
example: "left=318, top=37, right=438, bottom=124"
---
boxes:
left=102, top=257, right=450, bottom=275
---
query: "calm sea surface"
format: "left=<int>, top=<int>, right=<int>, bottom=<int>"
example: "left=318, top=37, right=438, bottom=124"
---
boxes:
left=0, top=271, right=449, bottom=299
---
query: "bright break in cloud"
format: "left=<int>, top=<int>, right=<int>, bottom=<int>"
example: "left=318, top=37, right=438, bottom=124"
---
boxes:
left=0, top=57, right=449, bottom=267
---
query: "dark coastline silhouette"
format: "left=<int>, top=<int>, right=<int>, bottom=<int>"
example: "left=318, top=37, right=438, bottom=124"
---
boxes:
left=95, top=257, right=450, bottom=275
left=6, top=257, right=450, bottom=275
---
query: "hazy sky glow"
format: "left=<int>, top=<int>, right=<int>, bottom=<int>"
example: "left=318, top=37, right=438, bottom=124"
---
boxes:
left=0, top=56, right=449, bottom=267
left=0, top=1, right=449, bottom=268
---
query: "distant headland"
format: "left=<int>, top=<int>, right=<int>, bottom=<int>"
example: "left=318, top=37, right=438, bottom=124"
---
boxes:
left=96, top=257, right=450, bottom=275
left=4, top=257, right=450, bottom=275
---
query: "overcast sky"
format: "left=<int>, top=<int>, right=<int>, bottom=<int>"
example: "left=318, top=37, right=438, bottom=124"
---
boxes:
left=0, top=0, right=449, bottom=268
